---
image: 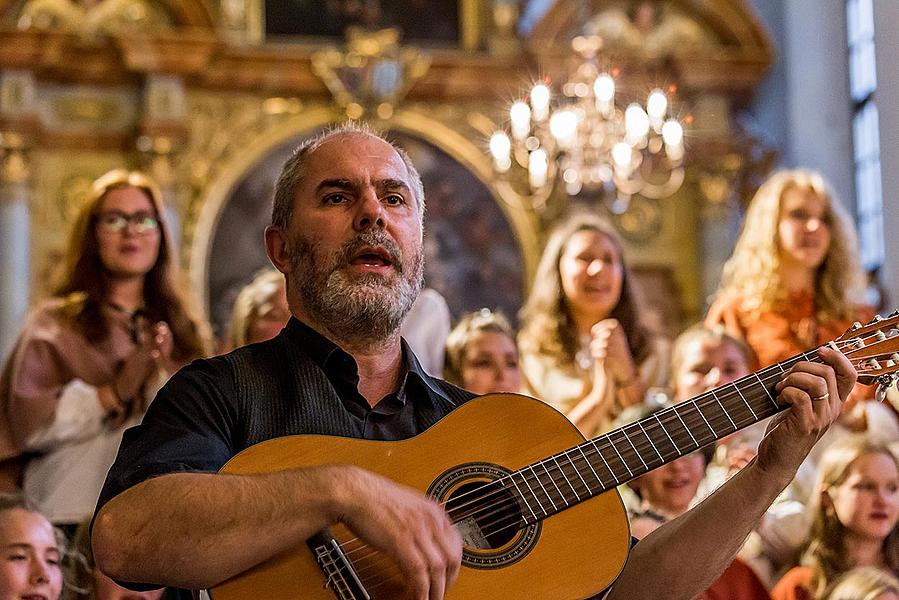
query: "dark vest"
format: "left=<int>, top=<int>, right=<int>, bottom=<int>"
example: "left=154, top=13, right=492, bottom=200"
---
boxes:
left=222, top=333, right=474, bottom=451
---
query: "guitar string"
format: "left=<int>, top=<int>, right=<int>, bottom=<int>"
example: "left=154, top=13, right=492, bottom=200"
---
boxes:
left=339, top=336, right=889, bottom=565
left=340, top=358, right=842, bottom=585
left=337, top=343, right=848, bottom=558
left=344, top=378, right=787, bottom=578
left=318, top=333, right=897, bottom=590
left=341, top=338, right=896, bottom=568
left=436, top=334, right=895, bottom=521
left=341, top=345, right=899, bottom=589
left=332, top=335, right=892, bottom=573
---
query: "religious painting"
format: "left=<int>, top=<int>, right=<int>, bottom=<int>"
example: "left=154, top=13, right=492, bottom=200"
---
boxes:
left=265, top=0, right=460, bottom=45
left=206, top=128, right=525, bottom=339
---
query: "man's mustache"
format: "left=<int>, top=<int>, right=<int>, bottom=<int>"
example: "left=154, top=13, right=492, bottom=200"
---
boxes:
left=338, top=230, right=404, bottom=274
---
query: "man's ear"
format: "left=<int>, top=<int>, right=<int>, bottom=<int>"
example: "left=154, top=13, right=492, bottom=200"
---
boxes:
left=265, top=225, right=291, bottom=274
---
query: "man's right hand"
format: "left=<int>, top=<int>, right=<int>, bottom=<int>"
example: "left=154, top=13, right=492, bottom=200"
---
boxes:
left=329, top=465, right=463, bottom=600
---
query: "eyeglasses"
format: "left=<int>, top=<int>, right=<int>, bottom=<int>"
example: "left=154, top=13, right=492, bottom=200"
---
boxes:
left=96, top=211, right=160, bottom=234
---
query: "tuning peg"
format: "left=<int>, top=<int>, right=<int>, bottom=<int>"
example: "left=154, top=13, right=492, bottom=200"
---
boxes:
left=851, top=321, right=863, bottom=331
left=889, top=309, right=899, bottom=318
left=868, top=315, right=884, bottom=325
left=876, top=381, right=888, bottom=403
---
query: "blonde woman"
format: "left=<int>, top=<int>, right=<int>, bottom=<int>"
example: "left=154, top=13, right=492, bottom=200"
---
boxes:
left=823, top=566, right=899, bottom=600
left=705, top=168, right=899, bottom=472
left=518, top=213, right=665, bottom=436
left=227, top=269, right=290, bottom=350
left=706, top=169, right=869, bottom=369
left=444, top=308, right=520, bottom=395
left=771, top=436, right=899, bottom=600
left=0, top=493, right=64, bottom=599
left=0, top=169, right=209, bottom=528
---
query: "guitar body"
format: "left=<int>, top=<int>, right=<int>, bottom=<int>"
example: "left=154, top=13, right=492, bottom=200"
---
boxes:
left=210, top=394, right=631, bottom=599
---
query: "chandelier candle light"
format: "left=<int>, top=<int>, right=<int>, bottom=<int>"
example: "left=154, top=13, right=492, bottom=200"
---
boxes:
left=490, top=50, right=686, bottom=213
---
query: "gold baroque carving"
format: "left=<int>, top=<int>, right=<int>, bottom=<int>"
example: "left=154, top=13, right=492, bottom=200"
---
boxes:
left=180, top=94, right=335, bottom=306
left=16, top=0, right=173, bottom=36
left=583, top=1, right=720, bottom=58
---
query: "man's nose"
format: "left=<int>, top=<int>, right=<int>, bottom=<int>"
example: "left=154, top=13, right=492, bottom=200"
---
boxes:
left=354, top=190, right=386, bottom=231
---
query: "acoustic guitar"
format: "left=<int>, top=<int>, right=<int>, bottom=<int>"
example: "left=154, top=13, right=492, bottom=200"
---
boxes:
left=210, top=313, right=899, bottom=600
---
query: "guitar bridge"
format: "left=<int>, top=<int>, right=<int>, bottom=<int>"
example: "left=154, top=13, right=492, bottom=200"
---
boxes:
left=308, top=532, right=371, bottom=600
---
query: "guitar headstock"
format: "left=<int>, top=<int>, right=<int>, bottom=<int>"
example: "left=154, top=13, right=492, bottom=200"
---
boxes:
left=837, top=310, right=899, bottom=390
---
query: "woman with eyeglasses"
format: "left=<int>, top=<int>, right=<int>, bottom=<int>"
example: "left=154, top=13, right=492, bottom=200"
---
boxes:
left=0, top=169, right=209, bottom=534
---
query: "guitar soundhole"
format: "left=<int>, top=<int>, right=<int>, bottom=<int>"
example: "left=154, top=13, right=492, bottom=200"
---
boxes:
left=428, top=462, right=541, bottom=569
left=446, top=480, right=521, bottom=549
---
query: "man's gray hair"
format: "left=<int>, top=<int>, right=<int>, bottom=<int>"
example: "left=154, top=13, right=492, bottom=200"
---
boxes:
left=271, top=121, right=425, bottom=229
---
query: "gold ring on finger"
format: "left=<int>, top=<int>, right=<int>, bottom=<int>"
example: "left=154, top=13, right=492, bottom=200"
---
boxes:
left=811, top=392, right=830, bottom=402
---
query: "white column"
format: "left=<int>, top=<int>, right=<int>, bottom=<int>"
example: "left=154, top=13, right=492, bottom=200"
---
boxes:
left=782, top=0, right=854, bottom=208
left=873, top=0, right=899, bottom=309
left=0, top=70, right=36, bottom=360
left=0, top=147, right=30, bottom=360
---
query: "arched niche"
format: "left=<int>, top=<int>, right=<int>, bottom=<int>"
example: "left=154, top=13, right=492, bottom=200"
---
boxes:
left=188, top=112, right=539, bottom=339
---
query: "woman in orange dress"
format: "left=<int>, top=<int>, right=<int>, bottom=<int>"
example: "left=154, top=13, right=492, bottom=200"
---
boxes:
left=706, top=169, right=871, bottom=368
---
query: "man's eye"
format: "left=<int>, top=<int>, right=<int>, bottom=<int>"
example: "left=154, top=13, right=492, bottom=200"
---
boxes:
left=384, top=194, right=404, bottom=205
left=324, top=193, right=348, bottom=204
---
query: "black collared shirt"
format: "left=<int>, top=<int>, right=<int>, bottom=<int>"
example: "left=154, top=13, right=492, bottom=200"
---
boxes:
left=95, top=318, right=474, bottom=595
left=97, top=318, right=472, bottom=513
left=285, top=318, right=448, bottom=440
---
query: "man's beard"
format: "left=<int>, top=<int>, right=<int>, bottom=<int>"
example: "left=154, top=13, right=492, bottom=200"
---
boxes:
left=288, top=229, right=423, bottom=347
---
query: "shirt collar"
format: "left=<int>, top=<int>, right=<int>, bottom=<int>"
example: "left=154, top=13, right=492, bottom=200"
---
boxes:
left=282, top=317, right=455, bottom=408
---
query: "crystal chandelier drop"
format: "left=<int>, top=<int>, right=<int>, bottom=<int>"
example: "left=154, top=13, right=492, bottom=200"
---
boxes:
left=489, top=36, right=687, bottom=213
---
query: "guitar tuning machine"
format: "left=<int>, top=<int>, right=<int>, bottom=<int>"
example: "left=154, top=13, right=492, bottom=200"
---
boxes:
left=875, top=374, right=897, bottom=404
left=868, top=315, right=885, bottom=325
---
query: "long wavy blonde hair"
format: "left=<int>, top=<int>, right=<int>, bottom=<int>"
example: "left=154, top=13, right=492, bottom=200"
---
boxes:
left=801, top=436, right=899, bottom=598
left=823, top=566, right=899, bottom=600
left=716, top=169, right=864, bottom=322
left=518, top=213, right=650, bottom=367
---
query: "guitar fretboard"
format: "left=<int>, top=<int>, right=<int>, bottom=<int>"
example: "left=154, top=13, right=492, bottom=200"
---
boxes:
left=503, top=350, right=819, bottom=525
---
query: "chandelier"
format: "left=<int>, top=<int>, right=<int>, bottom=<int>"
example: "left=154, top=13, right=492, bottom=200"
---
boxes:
left=489, top=36, right=687, bottom=213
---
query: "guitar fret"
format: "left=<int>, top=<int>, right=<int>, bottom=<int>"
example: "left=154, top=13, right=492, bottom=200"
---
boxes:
left=754, top=372, right=779, bottom=410
left=589, top=439, right=622, bottom=483
left=691, top=399, right=718, bottom=439
left=621, top=428, right=649, bottom=470
left=734, top=384, right=758, bottom=420
left=637, top=420, right=665, bottom=464
left=727, top=382, right=759, bottom=429
left=577, top=444, right=606, bottom=490
left=654, top=412, right=681, bottom=454
left=673, top=407, right=699, bottom=448
left=608, top=433, right=635, bottom=478
left=528, top=465, right=558, bottom=511
left=710, top=390, right=739, bottom=431
left=513, top=470, right=546, bottom=519
left=551, top=455, right=582, bottom=501
left=540, top=462, right=569, bottom=507
left=564, top=451, right=593, bottom=496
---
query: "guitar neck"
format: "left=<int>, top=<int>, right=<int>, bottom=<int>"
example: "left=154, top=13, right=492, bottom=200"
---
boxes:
left=505, top=349, right=821, bottom=524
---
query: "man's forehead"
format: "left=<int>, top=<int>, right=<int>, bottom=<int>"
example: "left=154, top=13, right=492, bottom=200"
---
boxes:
left=308, top=133, right=411, bottom=182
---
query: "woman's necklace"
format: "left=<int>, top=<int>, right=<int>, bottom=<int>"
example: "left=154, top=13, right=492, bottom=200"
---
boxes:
left=106, top=301, right=148, bottom=343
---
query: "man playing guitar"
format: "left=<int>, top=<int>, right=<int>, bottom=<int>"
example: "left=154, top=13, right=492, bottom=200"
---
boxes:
left=92, top=123, right=858, bottom=600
